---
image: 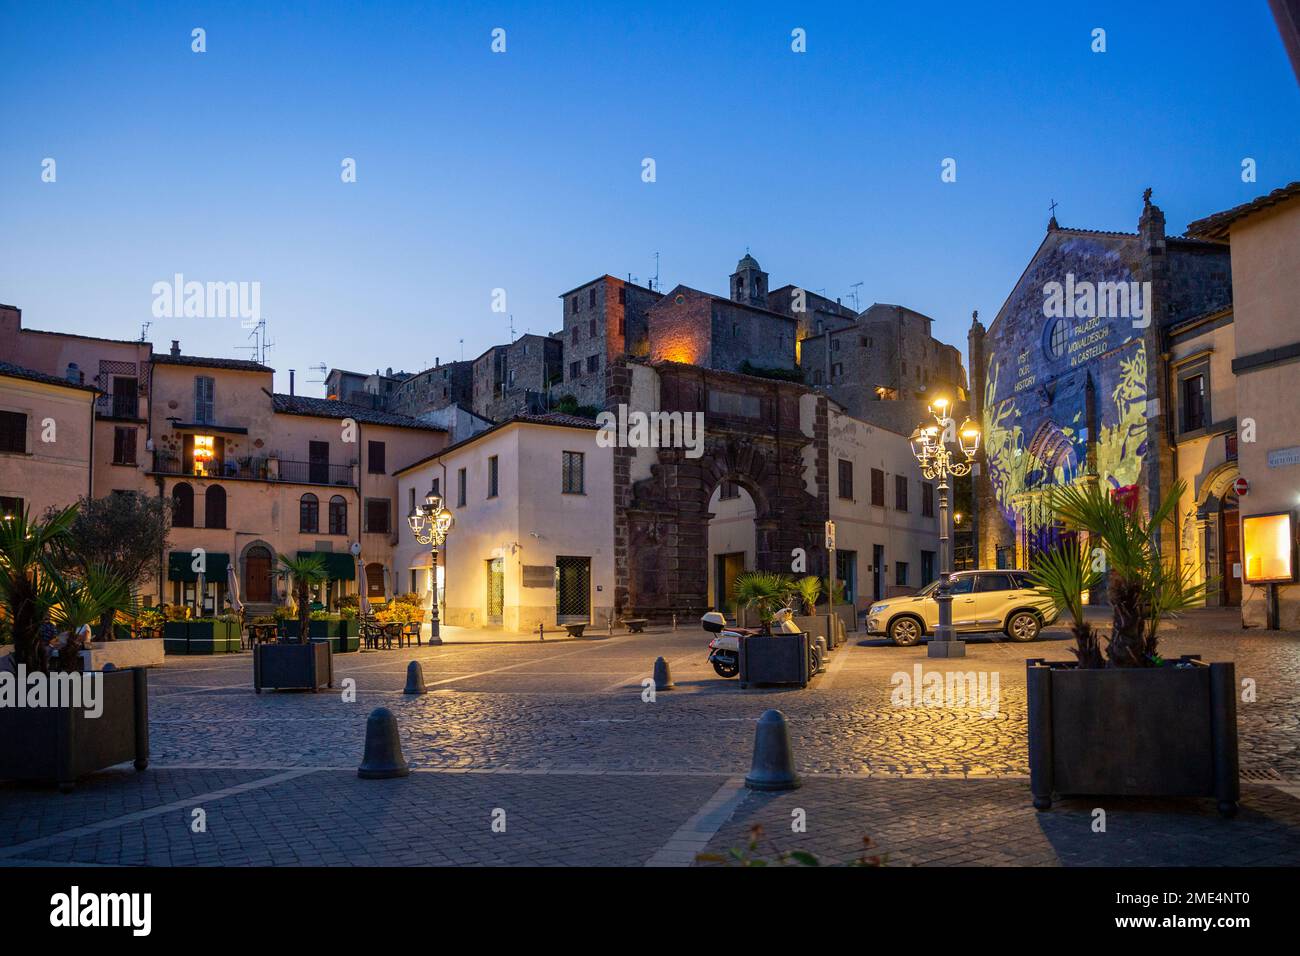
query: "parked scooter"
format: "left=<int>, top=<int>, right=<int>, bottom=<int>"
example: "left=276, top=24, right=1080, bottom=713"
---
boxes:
left=702, top=608, right=804, bottom=679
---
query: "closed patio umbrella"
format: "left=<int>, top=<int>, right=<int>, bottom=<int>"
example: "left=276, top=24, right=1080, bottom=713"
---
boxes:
left=355, top=554, right=371, bottom=618
left=227, top=562, right=246, bottom=647
left=195, top=572, right=205, bottom=616
left=226, top=562, right=243, bottom=614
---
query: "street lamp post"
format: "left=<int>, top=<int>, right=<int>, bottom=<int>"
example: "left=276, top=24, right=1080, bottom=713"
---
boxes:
left=910, top=398, right=980, bottom=659
left=407, top=490, right=454, bottom=640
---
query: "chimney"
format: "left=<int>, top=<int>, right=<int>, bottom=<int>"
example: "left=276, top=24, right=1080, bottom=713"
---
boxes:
left=289, top=369, right=296, bottom=396
left=170, top=339, right=180, bottom=357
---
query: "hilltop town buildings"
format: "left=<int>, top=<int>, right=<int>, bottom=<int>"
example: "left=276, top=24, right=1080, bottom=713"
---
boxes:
left=2, top=248, right=980, bottom=637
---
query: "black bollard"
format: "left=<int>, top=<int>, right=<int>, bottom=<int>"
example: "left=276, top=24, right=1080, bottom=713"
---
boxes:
left=357, top=707, right=410, bottom=779
left=745, top=709, right=801, bottom=791
left=404, top=660, right=426, bottom=695
left=652, top=656, right=675, bottom=691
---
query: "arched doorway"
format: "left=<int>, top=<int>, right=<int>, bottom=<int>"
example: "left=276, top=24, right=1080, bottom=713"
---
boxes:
left=366, top=562, right=386, bottom=601
left=1195, top=461, right=1242, bottom=607
left=707, top=479, right=757, bottom=612
left=243, top=544, right=274, bottom=604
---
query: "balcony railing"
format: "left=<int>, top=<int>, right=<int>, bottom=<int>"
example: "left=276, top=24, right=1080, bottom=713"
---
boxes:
left=152, top=453, right=355, bottom=486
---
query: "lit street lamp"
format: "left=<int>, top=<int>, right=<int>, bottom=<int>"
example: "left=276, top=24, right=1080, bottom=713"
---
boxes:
left=910, top=397, right=980, bottom=658
left=407, top=490, right=454, bottom=639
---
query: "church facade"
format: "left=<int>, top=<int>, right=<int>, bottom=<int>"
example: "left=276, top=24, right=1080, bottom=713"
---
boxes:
left=970, top=192, right=1236, bottom=604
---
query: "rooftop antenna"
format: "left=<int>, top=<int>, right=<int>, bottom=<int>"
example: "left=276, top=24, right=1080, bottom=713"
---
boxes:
left=848, top=281, right=864, bottom=311
left=651, top=252, right=660, bottom=291
left=509, top=314, right=516, bottom=342
left=138, top=320, right=151, bottom=343
left=235, top=318, right=274, bottom=364
left=459, top=338, right=464, bottom=362
left=306, top=363, right=327, bottom=384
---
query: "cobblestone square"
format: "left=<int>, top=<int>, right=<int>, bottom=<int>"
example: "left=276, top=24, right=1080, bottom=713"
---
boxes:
left=3, top=610, right=1299, bottom=866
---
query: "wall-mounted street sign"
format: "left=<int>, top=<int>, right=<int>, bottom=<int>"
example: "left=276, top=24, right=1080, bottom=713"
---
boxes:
left=1267, top=446, right=1300, bottom=468
left=825, top=520, right=836, bottom=549
left=1233, top=477, right=1250, bottom=497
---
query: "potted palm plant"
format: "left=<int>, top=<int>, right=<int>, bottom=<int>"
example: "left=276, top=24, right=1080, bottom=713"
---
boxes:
left=0, top=505, right=149, bottom=792
left=733, top=571, right=813, bottom=689
left=789, top=575, right=836, bottom=649
left=253, top=553, right=333, bottom=692
left=1026, top=480, right=1237, bottom=815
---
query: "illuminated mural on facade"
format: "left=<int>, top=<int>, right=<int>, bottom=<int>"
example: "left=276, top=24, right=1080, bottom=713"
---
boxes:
left=978, top=235, right=1150, bottom=563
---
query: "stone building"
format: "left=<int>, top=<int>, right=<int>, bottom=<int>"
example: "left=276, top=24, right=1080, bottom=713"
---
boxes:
left=606, top=356, right=941, bottom=619
left=470, top=334, right=564, bottom=422
left=970, top=190, right=1234, bottom=589
left=556, top=275, right=662, bottom=410
left=767, top=284, right=859, bottom=342
left=646, top=256, right=800, bottom=376
left=324, top=367, right=413, bottom=410
left=390, top=359, right=473, bottom=418
left=800, top=302, right=967, bottom=433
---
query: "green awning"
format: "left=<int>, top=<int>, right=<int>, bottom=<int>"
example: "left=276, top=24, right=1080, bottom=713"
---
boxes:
left=168, top=551, right=230, bottom=582
left=297, top=550, right=356, bottom=581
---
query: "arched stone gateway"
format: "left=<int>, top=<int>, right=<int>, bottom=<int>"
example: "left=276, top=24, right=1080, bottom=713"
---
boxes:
left=610, top=360, right=830, bottom=619
left=1192, top=460, right=1243, bottom=607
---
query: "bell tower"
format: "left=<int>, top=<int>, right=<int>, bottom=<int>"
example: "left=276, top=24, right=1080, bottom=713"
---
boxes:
left=730, top=252, right=768, bottom=308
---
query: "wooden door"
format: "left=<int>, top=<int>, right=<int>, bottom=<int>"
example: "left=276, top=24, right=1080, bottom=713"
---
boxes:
left=245, top=548, right=273, bottom=603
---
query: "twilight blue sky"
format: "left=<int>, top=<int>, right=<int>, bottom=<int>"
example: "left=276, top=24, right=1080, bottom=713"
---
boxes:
left=1, top=1, right=1296, bottom=395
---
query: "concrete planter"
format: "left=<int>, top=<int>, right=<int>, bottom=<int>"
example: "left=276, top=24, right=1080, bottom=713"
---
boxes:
left=254, top=641, right=333, bottom=693
left=793, top=614, right=835, bottom=648
left=831, top=603, right=857, bottom=636
left=0, top=667, right=149, bottom=792
left=1027, top=656, right=1239, bottom=816
left=82, top=638, right=166, bottom=670
left=739, top=632, right=812, bottom=689
left=282, top=618, right=357, bottom=646
left=164, top=620, right=241, bottom=654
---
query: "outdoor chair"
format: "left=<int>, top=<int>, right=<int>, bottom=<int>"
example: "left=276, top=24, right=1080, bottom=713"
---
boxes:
left=359, top=616, right=386, bottom=650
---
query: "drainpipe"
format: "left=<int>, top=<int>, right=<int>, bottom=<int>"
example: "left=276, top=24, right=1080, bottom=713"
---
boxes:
left=87, top=393, right=95, bottom=499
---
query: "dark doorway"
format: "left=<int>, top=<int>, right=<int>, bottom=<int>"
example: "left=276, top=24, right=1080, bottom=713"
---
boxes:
left=1220, top=492, right=1242, bottom=607
left=555, top=556, right=592, bottom=624
left=309, top=441, right=330, bottom=484
left=714, top=552, right=745, bottom=613
left=872, top=544, right=884, bottom=602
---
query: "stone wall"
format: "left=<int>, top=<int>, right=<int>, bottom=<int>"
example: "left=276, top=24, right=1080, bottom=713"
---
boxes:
left=609, top=358, right=828, bottom=619
left=471, top=335, right=562, bottom=422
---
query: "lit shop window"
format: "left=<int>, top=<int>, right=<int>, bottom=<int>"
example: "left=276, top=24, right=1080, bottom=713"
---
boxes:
left=1242, top=512, right=1296, bottom=584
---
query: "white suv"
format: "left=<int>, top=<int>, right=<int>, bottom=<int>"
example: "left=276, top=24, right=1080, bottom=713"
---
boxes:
left=866, top=570, right=1059, bottom=646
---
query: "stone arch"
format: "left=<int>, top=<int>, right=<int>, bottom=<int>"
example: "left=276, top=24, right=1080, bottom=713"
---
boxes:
left=619, top=380, right=829, bottom=619
left=238, top=539, right=277, bottom=604
left=1189, top=459, right=1242, bottom=608
left=1196, top=459, right=1240, bottom=515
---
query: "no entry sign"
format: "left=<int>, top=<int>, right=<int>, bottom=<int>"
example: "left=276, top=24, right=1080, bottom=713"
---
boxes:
left=1233, top=476, right=1250, bottom=496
